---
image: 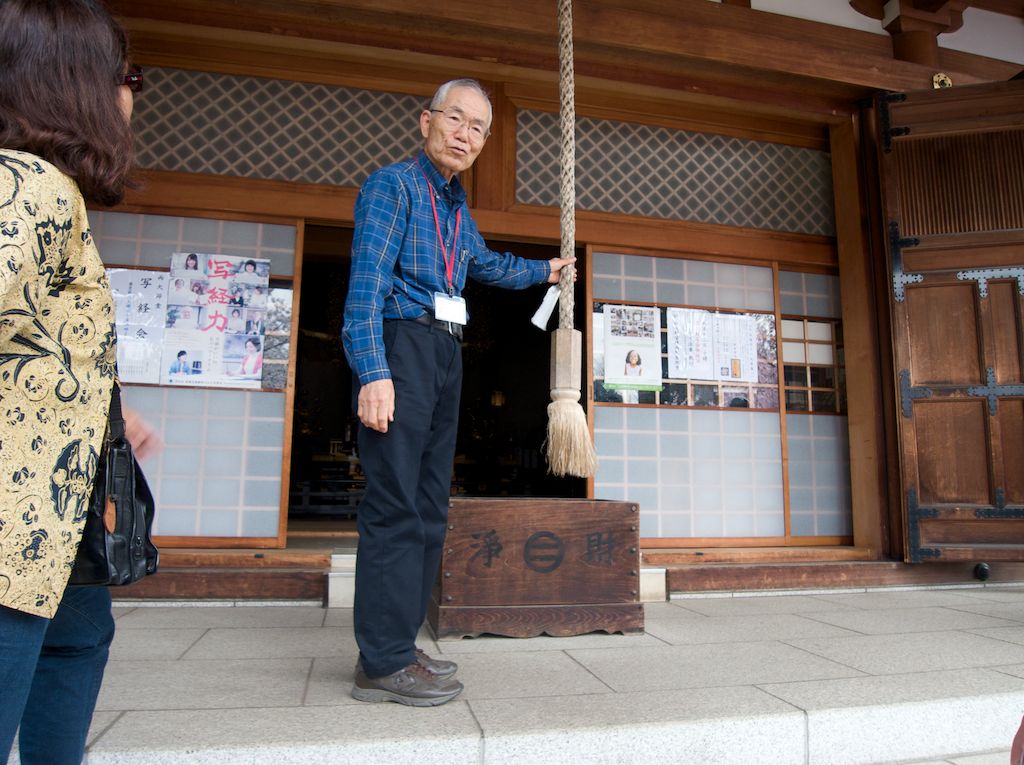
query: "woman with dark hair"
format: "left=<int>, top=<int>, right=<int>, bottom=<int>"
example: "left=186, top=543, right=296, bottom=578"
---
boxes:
left=0, top=2, right=158, bottom=763
left=229, top=336, right=263, bottom=377
left=624, top=349, right=642, bottom=376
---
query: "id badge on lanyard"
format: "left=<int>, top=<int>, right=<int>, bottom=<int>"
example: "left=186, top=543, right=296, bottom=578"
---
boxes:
left=434, top=291, right=468, bottom=324
left=424, top=171, right=468, bottom=325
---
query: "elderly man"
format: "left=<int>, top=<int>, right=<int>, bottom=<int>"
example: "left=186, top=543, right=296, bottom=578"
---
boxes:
left=342, top=79, right=575, bottom=706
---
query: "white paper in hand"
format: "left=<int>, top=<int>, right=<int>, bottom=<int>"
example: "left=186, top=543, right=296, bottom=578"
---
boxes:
left=531, top=285, right=561, bottom=330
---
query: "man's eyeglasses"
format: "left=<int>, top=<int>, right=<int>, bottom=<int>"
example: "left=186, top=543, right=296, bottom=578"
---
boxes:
left=121, top=65, right=143, bottom=93
left=430, top=108, right=489, bottom=143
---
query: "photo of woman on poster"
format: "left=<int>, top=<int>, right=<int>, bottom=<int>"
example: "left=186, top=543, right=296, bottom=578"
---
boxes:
left=190, top=280, right=207, bottom=305
left=171, top=251, right=206, bottom=276
left=226, top=308, right=245, bottom=334
left=624, top=350, right=642, bottom=377
left=248, top=285, right=267, bottom=307
left=234, top=258, right=267, bottom=285
left=227, top=337, right=262, bottom=378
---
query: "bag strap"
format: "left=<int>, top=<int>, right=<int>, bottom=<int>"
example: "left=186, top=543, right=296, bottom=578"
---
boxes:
left=107, top=382, right=127, bottom=442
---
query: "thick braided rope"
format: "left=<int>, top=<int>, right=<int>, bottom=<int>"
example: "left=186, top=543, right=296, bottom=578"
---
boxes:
left=557, top=0, right=576, bottom=330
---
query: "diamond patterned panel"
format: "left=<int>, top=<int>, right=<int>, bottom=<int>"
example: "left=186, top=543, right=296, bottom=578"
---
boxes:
left=134, top=68, right=424, bottom=186
left=517, top=110, right=835, bottom=236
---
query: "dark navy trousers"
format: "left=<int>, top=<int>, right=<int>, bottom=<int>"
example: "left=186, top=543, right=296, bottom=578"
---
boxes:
left=353, top=319, right=462, bottom=678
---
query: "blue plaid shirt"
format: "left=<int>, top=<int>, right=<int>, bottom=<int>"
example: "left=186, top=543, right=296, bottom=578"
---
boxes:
left=342, top=151, right=551, bottom=384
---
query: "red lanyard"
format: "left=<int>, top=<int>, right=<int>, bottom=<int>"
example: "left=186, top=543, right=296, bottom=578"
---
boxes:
left=422, top=172, right=461, bottom=295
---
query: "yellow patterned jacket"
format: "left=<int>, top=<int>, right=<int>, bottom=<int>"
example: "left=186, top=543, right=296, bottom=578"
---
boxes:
left=0, top=149, right=117, bottom=618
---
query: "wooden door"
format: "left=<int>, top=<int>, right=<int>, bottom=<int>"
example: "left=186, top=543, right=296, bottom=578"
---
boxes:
left=878, top=79, right=1024, bottom=563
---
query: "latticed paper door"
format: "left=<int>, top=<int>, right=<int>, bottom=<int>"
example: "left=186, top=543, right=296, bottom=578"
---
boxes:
left=878, top=79, right=1024, bottom=563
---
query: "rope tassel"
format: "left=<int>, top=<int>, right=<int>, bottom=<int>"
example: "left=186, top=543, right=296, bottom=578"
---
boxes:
left=544, top=0, right=597, bottom=478
left=547, top=327, right=596, bottom=477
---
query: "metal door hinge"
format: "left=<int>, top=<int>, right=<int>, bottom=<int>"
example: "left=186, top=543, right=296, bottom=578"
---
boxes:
left=890, top=222, right=922, bottom=303
left=879, top=93, right=910, bottom=153
left=899, top=369, right=932, bottom=417
left=907, top=488, right=941, bottom=563
left=956, top=267, right=1024, bottom=299
left=975, top=488, right=1024, bottom=519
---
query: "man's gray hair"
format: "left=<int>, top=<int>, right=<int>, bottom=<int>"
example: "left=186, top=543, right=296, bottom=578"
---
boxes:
left=429, top=79, right=493, bottom=129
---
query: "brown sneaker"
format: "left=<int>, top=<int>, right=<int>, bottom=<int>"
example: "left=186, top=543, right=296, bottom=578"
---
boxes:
left=355, top=649, right=458, bottom=680
left=415, top=648, right=458, bottom=680
left=351, top=661, right=464, bottom=706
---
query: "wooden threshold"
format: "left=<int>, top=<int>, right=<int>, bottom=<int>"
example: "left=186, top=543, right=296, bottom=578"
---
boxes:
left=110, top=533, right=344, bottom=601
left=665, top=560, right=1024, bottom=594
left=113, top=568, right=326, bottom=601
left=113, top=541, right=1024, bottom=603
left=642, top=546, right=873, bottom=566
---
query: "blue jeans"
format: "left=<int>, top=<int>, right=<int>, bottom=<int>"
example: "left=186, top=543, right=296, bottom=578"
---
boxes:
left=0, top=586, right=114, bottom=765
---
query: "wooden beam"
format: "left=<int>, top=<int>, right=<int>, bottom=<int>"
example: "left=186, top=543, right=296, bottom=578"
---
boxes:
left=124, top=169, right=359, bottom=222
left=829, top=117, right=890, bottom=560
left=275, top=219, right=304, bottom=549
left=110, top=0, right=1010, bottom=117
left=665, top=560, right=1024, bottom=592
left=125, top=19, right=850, bottom=135
left=112, top=569, right=326, bottom=599
left=123, top=20, right=859, bottom=125
left=124, top=170, right=838, bottom=269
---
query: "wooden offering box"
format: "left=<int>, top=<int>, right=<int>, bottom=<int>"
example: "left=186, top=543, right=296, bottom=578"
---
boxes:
left=429, top=497, right=644, bottom=639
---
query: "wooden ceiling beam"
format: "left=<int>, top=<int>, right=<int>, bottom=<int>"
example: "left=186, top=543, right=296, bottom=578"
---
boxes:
left=108, top=0, right=1014, bottom=113
left=122, top=20, right=863, bottom=126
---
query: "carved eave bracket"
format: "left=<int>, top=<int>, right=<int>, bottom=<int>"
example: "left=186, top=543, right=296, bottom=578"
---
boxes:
left=851, top=0, right=967, bottom=66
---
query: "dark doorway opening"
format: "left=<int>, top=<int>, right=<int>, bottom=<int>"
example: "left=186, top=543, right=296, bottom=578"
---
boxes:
left=287, top=225, right=585, bottom=529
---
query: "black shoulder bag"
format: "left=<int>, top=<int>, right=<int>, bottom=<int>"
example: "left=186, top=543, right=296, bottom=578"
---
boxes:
left=69, top=384, right=159, bottom=586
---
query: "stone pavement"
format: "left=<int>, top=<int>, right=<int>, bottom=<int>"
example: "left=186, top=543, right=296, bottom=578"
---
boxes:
left=10, top=585, right=1024, bottom=764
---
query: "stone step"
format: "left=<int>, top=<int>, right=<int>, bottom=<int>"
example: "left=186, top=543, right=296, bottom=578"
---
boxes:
left=77, top=676, right=1024, bottom=764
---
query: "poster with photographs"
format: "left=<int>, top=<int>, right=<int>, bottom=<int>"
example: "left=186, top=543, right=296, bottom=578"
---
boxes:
left=107, top=269, right=167, bottom=384
left=602, top=304, right=662, bottom=390
left=162, top=252, right=270, bottom=388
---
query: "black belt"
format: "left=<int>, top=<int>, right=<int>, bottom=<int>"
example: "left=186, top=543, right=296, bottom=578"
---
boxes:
left=408, top=313, right=463, bottom=340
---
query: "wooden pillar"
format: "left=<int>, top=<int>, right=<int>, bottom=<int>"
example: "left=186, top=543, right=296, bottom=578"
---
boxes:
left=882, top=0, right=966, bottom=67
left=889, top=27, right=941, bottom=67
left=830, top=117, right=889, bottom=559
